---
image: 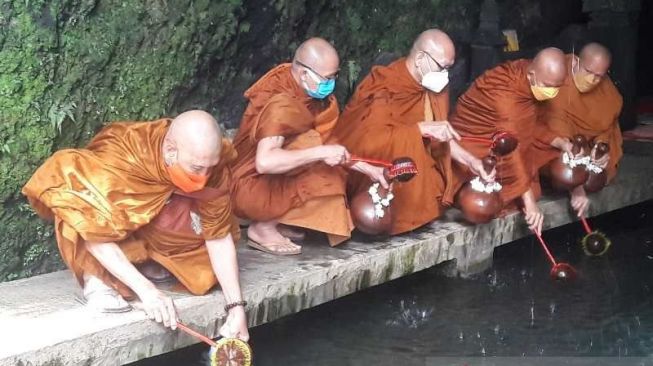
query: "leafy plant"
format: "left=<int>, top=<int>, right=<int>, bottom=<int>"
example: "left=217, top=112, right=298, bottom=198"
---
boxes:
left=347, top=60, right=361, bottom=92
left=48, top=102, right=77, bottom=135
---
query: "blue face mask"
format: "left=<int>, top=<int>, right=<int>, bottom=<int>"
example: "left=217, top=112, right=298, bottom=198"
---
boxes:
left=304, top=73, right=336, bottom=99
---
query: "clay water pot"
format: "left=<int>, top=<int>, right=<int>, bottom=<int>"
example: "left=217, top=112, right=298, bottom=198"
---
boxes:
left=351, top=184, right=394, bottom=236
left=351, top=157, right=416, bottom=235
left=491, top=131, right=519, bottom=156
left=550, top=134, right=589, bottom=191
left=458, top=156, right=502, bottom=224
left=584, top=142, right=610, bottom=193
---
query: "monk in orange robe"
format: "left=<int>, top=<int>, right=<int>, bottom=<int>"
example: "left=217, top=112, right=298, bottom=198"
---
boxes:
left=22, top=110, right=249, bottom=340
left=449, top=48, right=567, bottom=235
left=231, top=37, right=386, bottom=254
left=332, top=29, right=493, bottom=235
left=536, top=42, right=623, bottom=217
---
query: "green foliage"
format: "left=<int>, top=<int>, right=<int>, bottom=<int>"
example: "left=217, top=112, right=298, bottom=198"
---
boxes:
left=48, top=102, right=77, bottom=135
left=0, top=0, right=244, bottom=281
left=346, top=60, right=361, bottom=92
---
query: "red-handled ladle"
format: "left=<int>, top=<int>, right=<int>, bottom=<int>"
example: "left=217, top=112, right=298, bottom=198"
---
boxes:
left=532, top=230, right=577, bottom=282
left=176, top=322, right=252, bottom=366
left=349, top=155, right=418, bottom=182
left=460, top=131, right=519, bottom=156
left=350, top=155, right=393, bottom=167
left=579, top=216, right=611, bottom=256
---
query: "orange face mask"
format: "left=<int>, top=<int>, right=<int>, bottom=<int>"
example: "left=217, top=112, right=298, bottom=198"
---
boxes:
left=572, top=67, right=599, bottom=93
left=530, top=84, right=559, bottom=101
left=166, top=163, right=208, bottom=193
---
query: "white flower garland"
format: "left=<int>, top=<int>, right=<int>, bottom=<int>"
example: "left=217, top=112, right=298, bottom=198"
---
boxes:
left=561, top=152, right=590, bottom=168
left=368, top=183, right=394, bottom=218
left=470, top=176, right=502, bottom=193
left=561, top=152, right=606, bottom=173
left=585, top=162, right=603, bottom=174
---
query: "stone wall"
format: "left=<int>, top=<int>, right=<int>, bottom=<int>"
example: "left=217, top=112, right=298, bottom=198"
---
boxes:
left=0, top=0, right=254, bottom=280
left=0, top=0, right=485, bottom=281
left=0, top=0, right=599, bottom=281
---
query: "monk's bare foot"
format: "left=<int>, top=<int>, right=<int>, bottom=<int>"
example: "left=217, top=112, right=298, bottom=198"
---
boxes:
left=248, top=221, right=302, bottom=255
left=277, top=224, right=306, bottom=242
left=137, top=261, right=174, bottom=283
left=81, top=274, right=132, bottom=313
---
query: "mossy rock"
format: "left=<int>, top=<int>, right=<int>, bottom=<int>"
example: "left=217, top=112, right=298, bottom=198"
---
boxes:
left=0, top=0, right=485, bottom=281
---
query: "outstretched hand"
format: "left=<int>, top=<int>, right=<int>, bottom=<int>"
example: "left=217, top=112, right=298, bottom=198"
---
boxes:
left=219, top=307, right=250, bottom=342
left=349, top=162, right=390, bottom=189
left=469, top=157, right=496, bottom=182
left=418, top=120, right=461, bottom=142
left=139, top=288, right=178, bottom=330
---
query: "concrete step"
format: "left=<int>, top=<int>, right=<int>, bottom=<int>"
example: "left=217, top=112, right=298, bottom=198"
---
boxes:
left=1, top=152, right=652, bottom=366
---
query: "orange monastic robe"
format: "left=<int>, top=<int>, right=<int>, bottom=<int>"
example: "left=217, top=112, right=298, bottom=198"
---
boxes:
left=331, top=58, right=454, bottom=235
left=536, top=55, right=623, bottom=182
left=450, top=59, right=557, bottom=206
left=231, top=63, right=353, bottom=245
left=22, top=120, right=239, bottom=296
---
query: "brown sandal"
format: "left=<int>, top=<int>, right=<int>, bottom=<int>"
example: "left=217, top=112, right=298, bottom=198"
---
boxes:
left=247, top=238, right=302, bottom=256
left=137, top=261, right=175, bottom=284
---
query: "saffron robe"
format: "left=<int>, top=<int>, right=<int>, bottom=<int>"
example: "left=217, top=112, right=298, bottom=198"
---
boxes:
left=331, top=58, right=454, bottom=235
left=536, top=54, right=623, bottom=182
left=450, top=59, right=557, bottom=206
left=22, top=120, right=239, bottom=296
left=230, top=63, right=352, bottom=245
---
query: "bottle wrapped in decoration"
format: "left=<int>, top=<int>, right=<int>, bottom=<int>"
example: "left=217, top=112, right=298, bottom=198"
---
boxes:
left=457, top=156, right=503, bottom=224
left=550, top=134, right=590, bottom=191
left=350, top=157, right=417, bottom=235
left=584, top=142, right=610, bottom=193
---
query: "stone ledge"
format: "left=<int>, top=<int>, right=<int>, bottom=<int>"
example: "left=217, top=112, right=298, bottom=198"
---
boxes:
left=1, top=152, right=652, bottom=366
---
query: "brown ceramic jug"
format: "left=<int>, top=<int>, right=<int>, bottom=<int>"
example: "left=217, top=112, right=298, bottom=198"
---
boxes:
left=583, top=142, right=609, bottom=193
left=350, top=184, right=394, bottom=235
left=550, top=135, right=590, bottom=191
left=350, top=158, right=417, bottom=236
left=458, top=156, right=502, bottom=224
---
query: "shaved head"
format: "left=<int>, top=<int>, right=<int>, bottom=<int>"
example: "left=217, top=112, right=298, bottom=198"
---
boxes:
left=409, top=29, right=455, bottom=63
left=528, top=47, right=567, bottom=87
left=580, top=42, right=611, bottom=64
left=291, top=37, right=339, bottom=89
left=293, top=37, right=339, bottom=69
left=577, top=42, right=611, bottom=78
left=406, top=29, right=455, bottom=84
left=164, top=110, right=222, bottom=175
